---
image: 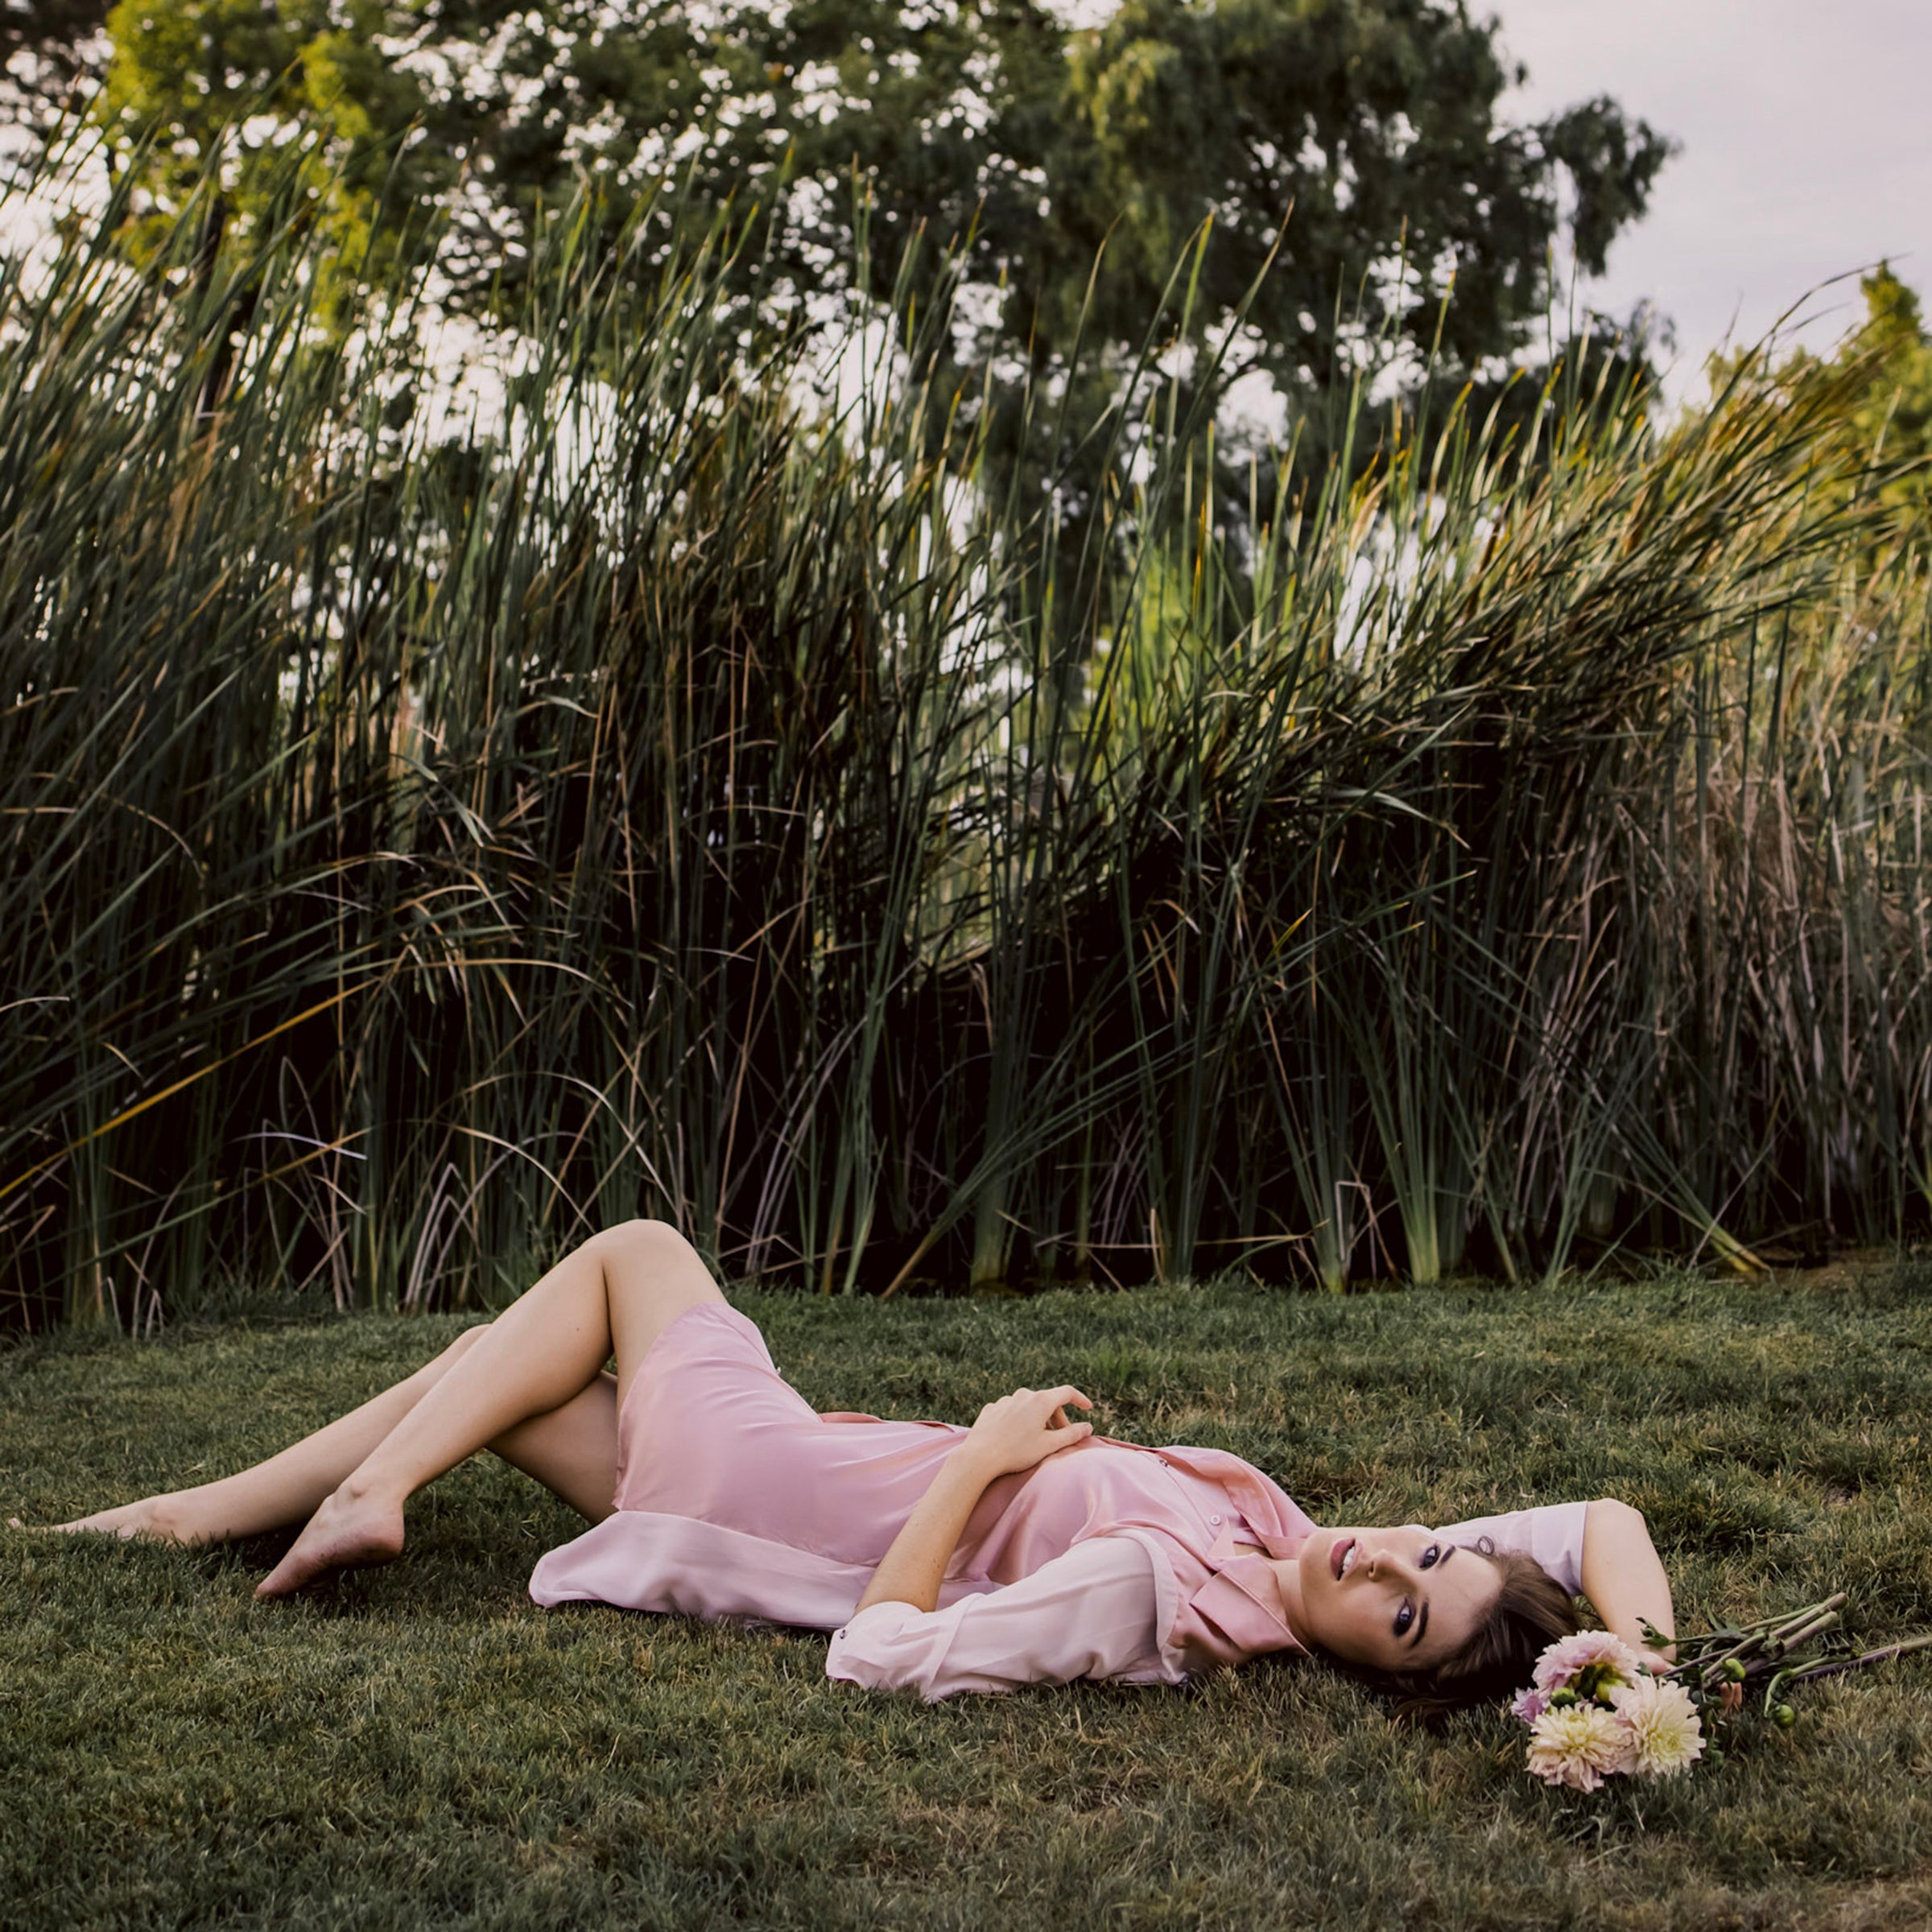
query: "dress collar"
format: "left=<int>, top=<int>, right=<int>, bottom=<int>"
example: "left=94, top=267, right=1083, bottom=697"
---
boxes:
left=1190, top=1532, right=1303, bottom=1654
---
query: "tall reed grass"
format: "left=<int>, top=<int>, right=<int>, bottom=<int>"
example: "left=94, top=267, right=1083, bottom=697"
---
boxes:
left=2, top=135, right=1926, bottom=1327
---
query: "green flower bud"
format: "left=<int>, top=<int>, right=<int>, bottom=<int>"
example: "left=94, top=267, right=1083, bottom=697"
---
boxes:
left=1549, top=1687, right=1579, bottom=1710
left=1722, top=1657, right=1748, bottom=1682
left=1773, top=1703, right=1798, bottom=1728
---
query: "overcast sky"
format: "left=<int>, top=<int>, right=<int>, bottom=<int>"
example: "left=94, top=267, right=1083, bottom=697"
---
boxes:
left=1484, top=0, right=1932, bottom=409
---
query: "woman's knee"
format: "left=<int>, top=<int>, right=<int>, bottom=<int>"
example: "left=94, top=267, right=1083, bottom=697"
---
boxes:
left=439, top=1322, right=492, bottom=1363
left=599, top=1218, right=700, bottom=1269
left=594, top=1220, right=723, bottom=1313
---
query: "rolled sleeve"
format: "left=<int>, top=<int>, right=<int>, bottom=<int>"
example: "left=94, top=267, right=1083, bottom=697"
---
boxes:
left=825, top=1535, right=1162, bottom=1701
left=1438, top=1501, right=1590, bottom=1596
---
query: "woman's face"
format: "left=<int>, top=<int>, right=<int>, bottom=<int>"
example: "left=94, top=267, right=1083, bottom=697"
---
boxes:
left=1292, top=1525, right=1502, bottom=1673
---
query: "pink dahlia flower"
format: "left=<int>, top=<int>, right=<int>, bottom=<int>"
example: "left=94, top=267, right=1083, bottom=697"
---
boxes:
left=1532, top=1629, right=1645, bottom=1697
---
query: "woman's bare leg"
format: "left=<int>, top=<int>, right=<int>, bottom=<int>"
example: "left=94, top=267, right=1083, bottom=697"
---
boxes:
left=19, top=1331, right=627, bottom=1546
left=253, top=1219, right=721, bottom=1596
left=487, top=1373, right=621, bottom=1525
left=31, top=1323, right=502, bottom=1545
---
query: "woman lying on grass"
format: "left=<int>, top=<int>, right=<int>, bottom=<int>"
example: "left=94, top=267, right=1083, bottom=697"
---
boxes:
left=19, top=1220, right=1678, bottom=1713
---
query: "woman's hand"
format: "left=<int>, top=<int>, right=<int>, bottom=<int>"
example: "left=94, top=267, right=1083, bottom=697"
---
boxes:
left=960, top=1385, right=1096, bottom=1479
left=851, top=1386, right=1096, bottom=1618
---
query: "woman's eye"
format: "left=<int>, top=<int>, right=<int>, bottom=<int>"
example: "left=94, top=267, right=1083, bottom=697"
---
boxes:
left=1421, top=1544, right=1440, bottom=1570
left=1394, top=1603, right=1414, bottom=1637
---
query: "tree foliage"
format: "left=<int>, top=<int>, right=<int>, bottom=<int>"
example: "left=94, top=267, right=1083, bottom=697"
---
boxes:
left=1833, top=265, right=1932, bottom=529
left=0, top=0, right=114, bottom=126
left=10, top=0, right=1671, bottom=459
left=1703, top=265, right=1932, bottom=547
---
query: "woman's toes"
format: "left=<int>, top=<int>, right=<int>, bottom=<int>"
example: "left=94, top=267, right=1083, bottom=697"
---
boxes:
left=32, top=1498, right=165, bottom=1539
left=7, top=1498, right=194, bottom=1542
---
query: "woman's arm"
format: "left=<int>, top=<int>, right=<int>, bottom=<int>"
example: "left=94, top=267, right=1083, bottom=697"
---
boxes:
left=852, top=1385, right=1093, bottom=1616
left=853, top=1447, right=1001, bottom=1616
left=1579, top=1498, right=1676, bottom=1666
left=832, top=1537, right=1164, bottom=1699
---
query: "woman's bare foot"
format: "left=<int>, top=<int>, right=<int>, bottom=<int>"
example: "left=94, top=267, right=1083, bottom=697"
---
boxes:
left=6, top=1498, right=176, bottom=1541
left=254, top=1484, right=405, bottom=1598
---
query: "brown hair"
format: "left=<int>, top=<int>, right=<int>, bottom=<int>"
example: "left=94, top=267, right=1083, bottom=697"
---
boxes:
left=1348, top=1539, right=1581, bottom=1727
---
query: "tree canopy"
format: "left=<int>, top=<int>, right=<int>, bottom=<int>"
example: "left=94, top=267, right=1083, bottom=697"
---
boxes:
left=1828, top=265, right=1932, bottom=529
left=1699, top=263, right=1932, bottom=554
left=2, top=2, right=1673, bottom=448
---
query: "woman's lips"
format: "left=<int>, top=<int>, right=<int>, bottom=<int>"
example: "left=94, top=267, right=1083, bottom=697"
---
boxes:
left=1331, top=1535, right=1354, bottom=1581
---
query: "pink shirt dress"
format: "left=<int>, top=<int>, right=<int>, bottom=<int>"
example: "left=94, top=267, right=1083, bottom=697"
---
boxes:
left=529, top=1302, right=1589, bottom=1701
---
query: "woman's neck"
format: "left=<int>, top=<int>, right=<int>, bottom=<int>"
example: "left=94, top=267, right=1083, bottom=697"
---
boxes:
left=1262, top=1550, right=1306, bottom=1634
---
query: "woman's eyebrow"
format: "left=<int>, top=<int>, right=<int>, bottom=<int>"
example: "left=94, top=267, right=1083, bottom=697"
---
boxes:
left=1411, top=1600, right=1430, bottom=1648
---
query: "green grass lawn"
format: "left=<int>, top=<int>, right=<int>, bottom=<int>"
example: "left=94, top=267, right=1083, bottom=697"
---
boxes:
left=5, top=1267, right=1932, bottom=1931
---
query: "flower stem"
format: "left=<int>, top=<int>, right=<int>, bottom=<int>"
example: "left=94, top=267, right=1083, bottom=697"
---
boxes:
left=1785, top=1631, right=1932, bottom=1688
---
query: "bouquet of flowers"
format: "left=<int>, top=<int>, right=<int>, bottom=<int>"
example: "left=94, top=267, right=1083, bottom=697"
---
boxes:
left=1513, top=1595, right=1932, bottom=1792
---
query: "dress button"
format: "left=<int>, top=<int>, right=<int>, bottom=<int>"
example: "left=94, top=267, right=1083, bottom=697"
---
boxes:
left=1210, top=1513, right=1223, bottom=1525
